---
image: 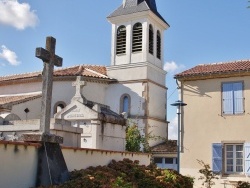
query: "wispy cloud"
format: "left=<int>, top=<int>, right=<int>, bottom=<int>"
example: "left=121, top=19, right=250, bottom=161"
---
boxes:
left=168, top=115, right=177, bottom=140
left=0, top=0, right=38, bottom=30
left=164, top=61, right=185, bottom=74
left=0, top=45, right=20, bottom=66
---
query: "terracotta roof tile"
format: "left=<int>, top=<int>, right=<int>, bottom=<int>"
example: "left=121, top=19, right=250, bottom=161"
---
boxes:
left=151, top=140, right=177, bottom=153
left=0, top=94, right=42, bottom=106
left=0, top=65, right=112, bottom=83
left=175, top=60, right=250, bottom=79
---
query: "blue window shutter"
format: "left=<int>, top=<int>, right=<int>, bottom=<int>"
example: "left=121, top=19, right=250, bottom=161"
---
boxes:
left=245, top=143, right=250, bottom=175
left=233, top=82, right=244, bottom=114
left=212, top=143, right=222, bottom=173
left=222, top=83, right=233, bottom=114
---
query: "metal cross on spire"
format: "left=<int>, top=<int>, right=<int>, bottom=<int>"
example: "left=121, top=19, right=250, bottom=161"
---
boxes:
left=36, top=36, right=63, bottom=134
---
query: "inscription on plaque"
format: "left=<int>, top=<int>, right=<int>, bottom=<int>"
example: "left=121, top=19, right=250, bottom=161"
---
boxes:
left=66, top=114, right=84, bottom=118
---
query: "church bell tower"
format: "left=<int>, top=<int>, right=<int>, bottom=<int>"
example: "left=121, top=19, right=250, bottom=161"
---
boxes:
left=106, top=0, right=169, bottom=147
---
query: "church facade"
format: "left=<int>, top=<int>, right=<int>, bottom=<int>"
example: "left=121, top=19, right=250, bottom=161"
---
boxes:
left=0, top=0, right=169, bottom=150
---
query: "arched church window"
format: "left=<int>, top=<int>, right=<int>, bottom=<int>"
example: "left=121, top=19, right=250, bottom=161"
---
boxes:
left=120, top=94, right=131, bottom=115
left=132, top=23, right=142, bottom=53
left=157, top=30, right=161, bottom=59
left=53, top=101, right=66, bottom=114
left=116, top=25, right=126, bottom=55
left=149, top=24, right=154, bottom=55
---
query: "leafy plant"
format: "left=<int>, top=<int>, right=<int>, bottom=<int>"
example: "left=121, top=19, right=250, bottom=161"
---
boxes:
left=197, top=159, right=218, bottom=188
left=125, top=123, right=141, bottom=152
left=237, top=181, right=250, bottom=188
left=42, top=159, right=194, bottom=188
left=125, top=120, right=165, bottom=153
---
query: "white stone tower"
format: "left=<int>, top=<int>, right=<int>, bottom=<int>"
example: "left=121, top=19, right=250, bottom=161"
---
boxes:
left=106, top=0, right=169, bottom=147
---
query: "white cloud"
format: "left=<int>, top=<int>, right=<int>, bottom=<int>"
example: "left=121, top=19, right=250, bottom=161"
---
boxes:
left=168, top=115, right=178, bottom=140
left=0, top=45, right=20, bottom=66
left=164, top=61, right=185, bottom=74
left=0, top=0, right=38, bottom=30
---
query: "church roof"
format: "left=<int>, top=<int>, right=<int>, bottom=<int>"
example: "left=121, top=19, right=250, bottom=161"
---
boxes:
left=108, top=0, right=168, bottom=25
left=0, top=93, right=42, bottom=107
left=175, top=60, right=250, bottom=80
left=0, top=65, right=114, bottom=84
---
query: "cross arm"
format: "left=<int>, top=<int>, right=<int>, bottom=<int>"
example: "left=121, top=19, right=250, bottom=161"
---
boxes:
left=36, top=47, right=50, bottom=62
left=36, top=47, right=63, bottom=67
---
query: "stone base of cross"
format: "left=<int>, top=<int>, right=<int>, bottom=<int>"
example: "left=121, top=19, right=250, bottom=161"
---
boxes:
left=21, top=132, right=63, bottom=143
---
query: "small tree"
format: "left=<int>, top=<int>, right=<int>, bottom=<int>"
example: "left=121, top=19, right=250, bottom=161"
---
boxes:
left=125, top=124, right=141, bottom=152
left=197, top=159, right=218, bottom=188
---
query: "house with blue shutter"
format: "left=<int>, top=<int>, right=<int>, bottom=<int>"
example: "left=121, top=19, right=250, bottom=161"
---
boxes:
left=175, top=60, right=250, bottom=187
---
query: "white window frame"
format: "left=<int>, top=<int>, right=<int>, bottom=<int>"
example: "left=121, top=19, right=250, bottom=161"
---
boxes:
left=224, top=144, right=244, bottom=174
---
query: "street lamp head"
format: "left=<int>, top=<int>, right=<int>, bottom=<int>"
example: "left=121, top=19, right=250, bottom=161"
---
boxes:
left=171, top=100, right=187, bottom=107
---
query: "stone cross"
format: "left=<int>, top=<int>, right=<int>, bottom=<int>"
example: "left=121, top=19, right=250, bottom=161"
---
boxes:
left=36, top=36, right=63, bottom=134
left=72, top=76, right=86, bottom=103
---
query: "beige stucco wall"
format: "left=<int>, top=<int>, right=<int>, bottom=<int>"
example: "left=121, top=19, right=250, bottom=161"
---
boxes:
left=62, top=147, right=151, bottom=171
left=0, top=142, right=38, bottom=188
left=180, top=76, right=250, bottom=187
left=0, top=142, right=151, bottom=188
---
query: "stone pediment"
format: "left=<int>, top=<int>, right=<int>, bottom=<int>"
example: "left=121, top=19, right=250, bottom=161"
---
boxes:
left=54, top=100, right=99, bottom=121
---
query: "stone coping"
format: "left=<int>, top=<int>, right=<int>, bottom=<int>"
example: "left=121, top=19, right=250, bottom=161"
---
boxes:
left=0, top=141, right=152, bottom=157
left=1, top=119, right=83, bottom=134
left=61, top=146, right=152, bottom=156
left=0, top=140, right=41, bottom=147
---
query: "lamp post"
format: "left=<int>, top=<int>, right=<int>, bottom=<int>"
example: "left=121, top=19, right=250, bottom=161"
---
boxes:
left=171, top=100, right=187, bottom=173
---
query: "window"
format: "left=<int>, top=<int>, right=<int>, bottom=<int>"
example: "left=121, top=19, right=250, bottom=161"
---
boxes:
left=120, top=94, right=131, bottom=115
left=225, top=144, right=243, bottom=173
left=132, top=23, right=142, bottom=52
left=156, top=30, right=161, bottom=59
left=222, top=82, right=244, bottom=115
left=212, top=143, right=250, bottom=175
left=154, top=157, right=163, bottom=164
left=149, top=24, right=154, bottom=54
left=116, top=25, right=126, bottom=55
left=53, top=101, right=66, bottom=114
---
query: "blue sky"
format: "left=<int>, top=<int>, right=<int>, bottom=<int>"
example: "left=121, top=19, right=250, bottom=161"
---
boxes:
left=0, top=0, right=250, bottom=139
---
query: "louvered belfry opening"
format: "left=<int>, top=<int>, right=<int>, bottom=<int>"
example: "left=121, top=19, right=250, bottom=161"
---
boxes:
left=157, top=30, right=161, bottom=59
left=116, top=25, right=126, bottom=55
left=149, top=24, right=154, bottom=55
left=132, top=23, right=143, bottom=53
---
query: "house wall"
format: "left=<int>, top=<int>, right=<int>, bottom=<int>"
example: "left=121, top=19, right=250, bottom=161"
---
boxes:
left=0, top=141, right=151, bottom=188
left=180, top=76, right=250, bottom=187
